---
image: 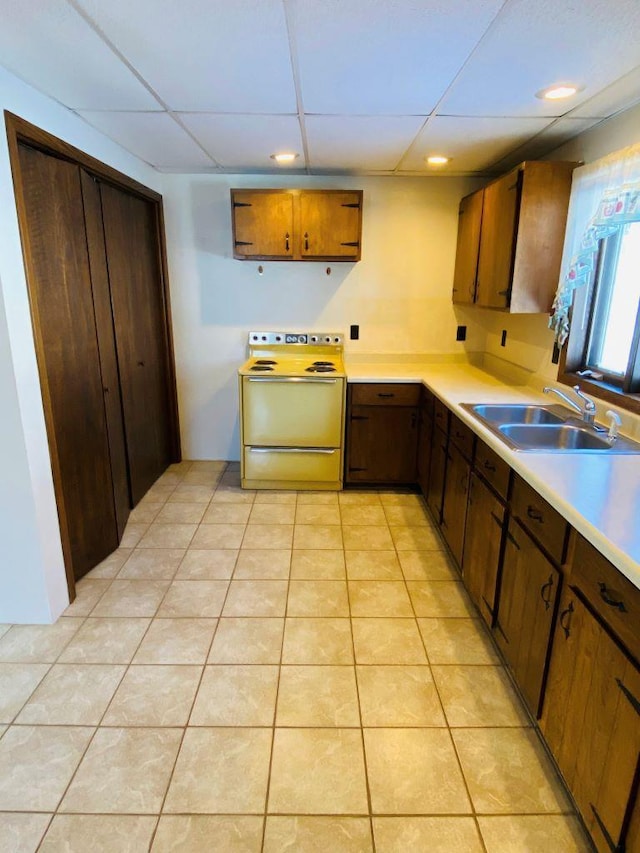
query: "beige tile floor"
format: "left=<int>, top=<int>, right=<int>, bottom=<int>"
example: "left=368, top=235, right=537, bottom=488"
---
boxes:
left=0, top=461, right=594, bottom=852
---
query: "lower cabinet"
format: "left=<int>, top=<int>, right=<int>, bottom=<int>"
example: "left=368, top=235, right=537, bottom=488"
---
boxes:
left=440, top=441, right=470, bottom=566
left=417, top=391, right=434, bottom=495
left=494, top=518, right=560, bottom=717
left=345, top=384, right=420, bottom=484
left=426, top=424, right=447, bottom=522
left=462, top=472, right=504, bottom=627
left=541, top=588, right=640, bottom=853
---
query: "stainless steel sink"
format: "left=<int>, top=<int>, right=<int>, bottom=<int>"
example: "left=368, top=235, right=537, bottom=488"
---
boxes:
left=471, top=404, right=567, bottom=425
left=461, top=402, right=640, bottom=454
left=498, top=423, right=612, bottom=451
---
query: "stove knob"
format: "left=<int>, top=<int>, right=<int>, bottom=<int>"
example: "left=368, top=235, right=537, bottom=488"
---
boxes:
left=275, top=335, right=282, bottom=342
left=334, top=336, right=340, bottom=343
left=310, top=335, right=318, bottom=343
left=261, top=335, right=267, bottom=341
left=324, top=336, right=331, bottom=343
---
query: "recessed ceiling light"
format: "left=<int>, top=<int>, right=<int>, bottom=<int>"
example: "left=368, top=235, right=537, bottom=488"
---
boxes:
left=536, top=83, right=581, bottom=100
left=270, top=152, right=299, bottom=164
left=426, top=155, right=450, bottom=166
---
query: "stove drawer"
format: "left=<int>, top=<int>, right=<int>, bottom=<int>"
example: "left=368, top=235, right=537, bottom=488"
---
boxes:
left=244, top=447, right=342, bottom=483
left=242, top=376, right=344, bottom=446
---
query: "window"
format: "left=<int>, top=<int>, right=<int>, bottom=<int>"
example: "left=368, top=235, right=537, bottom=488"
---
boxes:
left=582, top=221, right=640, bottom=391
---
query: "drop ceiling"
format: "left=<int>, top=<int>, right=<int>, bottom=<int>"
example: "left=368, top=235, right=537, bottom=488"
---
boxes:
left=2, top=0, right=640, bottom=175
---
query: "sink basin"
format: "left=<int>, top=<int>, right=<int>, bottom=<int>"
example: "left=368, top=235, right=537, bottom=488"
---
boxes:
left=498, top=423, right=612, bottom=451
left=471, top=404, right=567, bottom=425
left=461, top=401, right=640, bottom=454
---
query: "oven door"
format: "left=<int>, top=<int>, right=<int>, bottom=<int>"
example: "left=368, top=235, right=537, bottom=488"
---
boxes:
left=242, top=376, right=344, bottom=447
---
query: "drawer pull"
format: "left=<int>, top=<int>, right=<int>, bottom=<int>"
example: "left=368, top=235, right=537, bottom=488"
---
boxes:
left=377, top=393, right=394, bottom=398
left=526, top=505, right=544, bottom=523
left=285, top=232, right=290, bottom=252
left=616, top=678, right=640, bottom=717
left=540, top=573, right=554, bottom=610
left=559, top=601, right=574, bottom=638
left=483, top=460, right=496, bottom=472
left=598, top=582, right=627, bottom=612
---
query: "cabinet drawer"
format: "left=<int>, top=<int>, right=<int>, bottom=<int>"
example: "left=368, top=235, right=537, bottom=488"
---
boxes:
left=474, top=439, right=510, bottom=501
left=350, top=383, right=421, bottom=406
left=511, top=476, right=568, bottom=564
left=433, top=398, right=450, bottom=431
left=571, top=535, right=640, bottom=659
left=449, top=414, right=474, bottom=459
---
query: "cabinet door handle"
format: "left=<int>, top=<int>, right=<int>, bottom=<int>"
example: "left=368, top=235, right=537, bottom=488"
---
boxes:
left=559, top=600, right=574, bottom=638
left=540, top=573, right=554, bottom=610
left=483, top=459, right=496, bottom=472
left=350, top=415, right=369, bottom=421
left=304, top=232, right=309, bottom=251
left=411, top=412, right=417, bottom=428
left=526, top=505, right=543, bottom=523
left=377, top=393, right=394, bottom=398
left=137, top=360, right=145, bottom=367
left=598, top=582, right=627, bottom=612
left=285, top=232, right=290, bottom=252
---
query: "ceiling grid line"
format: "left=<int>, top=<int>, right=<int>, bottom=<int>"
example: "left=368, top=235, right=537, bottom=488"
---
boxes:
left=283, top=0, right=312, bottom=174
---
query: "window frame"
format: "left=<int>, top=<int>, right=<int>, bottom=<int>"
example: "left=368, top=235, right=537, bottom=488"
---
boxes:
left=558, top=222, right=640, bottom=414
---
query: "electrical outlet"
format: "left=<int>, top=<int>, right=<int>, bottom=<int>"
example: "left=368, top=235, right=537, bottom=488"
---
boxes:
left=456, top=325, right=467, bottom=341
left=501, top=329, right=507, bottom=347
left=350, top=324, right=359, bottom=340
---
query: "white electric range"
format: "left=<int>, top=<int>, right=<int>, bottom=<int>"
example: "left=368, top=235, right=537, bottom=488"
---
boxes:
left=238, top=332, right=346, bottom=490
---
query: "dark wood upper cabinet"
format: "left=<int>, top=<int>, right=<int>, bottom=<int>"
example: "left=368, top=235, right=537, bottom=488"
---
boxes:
left=453, top=161, right=577, bottom=313
left=231, top=188, right=362, bottom=261
left=452, top=188, right=483, bottom=304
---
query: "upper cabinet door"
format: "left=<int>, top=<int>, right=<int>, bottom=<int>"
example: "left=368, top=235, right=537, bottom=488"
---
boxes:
left=299, top=190, right=362, bottom=260
left=452, top=189, right=483, bottom=305
left=232, top=190, right=294, bottom=259
left=475, top=169, right=521, bottom=309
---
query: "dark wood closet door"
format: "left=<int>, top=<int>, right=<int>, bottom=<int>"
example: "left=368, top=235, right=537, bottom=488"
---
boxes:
left=16, top=144, right=119, bottom=579
left=80, top=171, right=130, bottom=538
left=98, top=182, right=174, bottom=504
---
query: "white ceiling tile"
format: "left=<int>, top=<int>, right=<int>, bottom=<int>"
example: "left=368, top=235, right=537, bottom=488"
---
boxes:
left=439, top=0, right=640, bottom=118
left=76, top=112, right=217, bottom=168
left=399, top=116, right=552, bottom=173
left=488, top=118, right=601, bottom=173
left=0, top=0, right=159, bottom=109
left=289, top=0, right=505, bottom=114
left=568, top=66, right=640, bottom=119
left=305, top=116, right=426, bottom=170
left=75, top=0, right=297, bottom=113
left=179, top=114, right=304, bottom=170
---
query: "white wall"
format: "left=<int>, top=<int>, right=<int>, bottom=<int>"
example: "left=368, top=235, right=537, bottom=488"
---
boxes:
left=161, top=173, right=481, bottom=461
left=0, top=65, right=161, bottom=623
left=461, top=102, right=640, bottom=378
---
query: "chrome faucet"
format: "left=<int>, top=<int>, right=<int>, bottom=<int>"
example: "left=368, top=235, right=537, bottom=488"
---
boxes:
left=543, top=384, right=596, bottom=424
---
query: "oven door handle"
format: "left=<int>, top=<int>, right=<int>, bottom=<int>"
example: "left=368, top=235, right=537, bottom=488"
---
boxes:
left=246, top=377, right=340, bottom=384
left=248, top=447, right=337, bottom=454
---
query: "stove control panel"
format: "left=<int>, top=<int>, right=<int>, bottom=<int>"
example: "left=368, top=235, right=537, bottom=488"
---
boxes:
left=249, top=331, right=343, bottom=346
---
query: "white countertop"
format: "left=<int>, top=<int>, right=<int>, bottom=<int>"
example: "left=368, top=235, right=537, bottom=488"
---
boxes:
left=345, top=359, right=640, bottom=589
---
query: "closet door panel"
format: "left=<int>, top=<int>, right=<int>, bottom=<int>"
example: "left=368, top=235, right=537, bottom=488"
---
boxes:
left=16, top=144, right=119, bottom=579
left=99, top=183, right=174, bottom=504
left=80, top=171, right=130, bottom=537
